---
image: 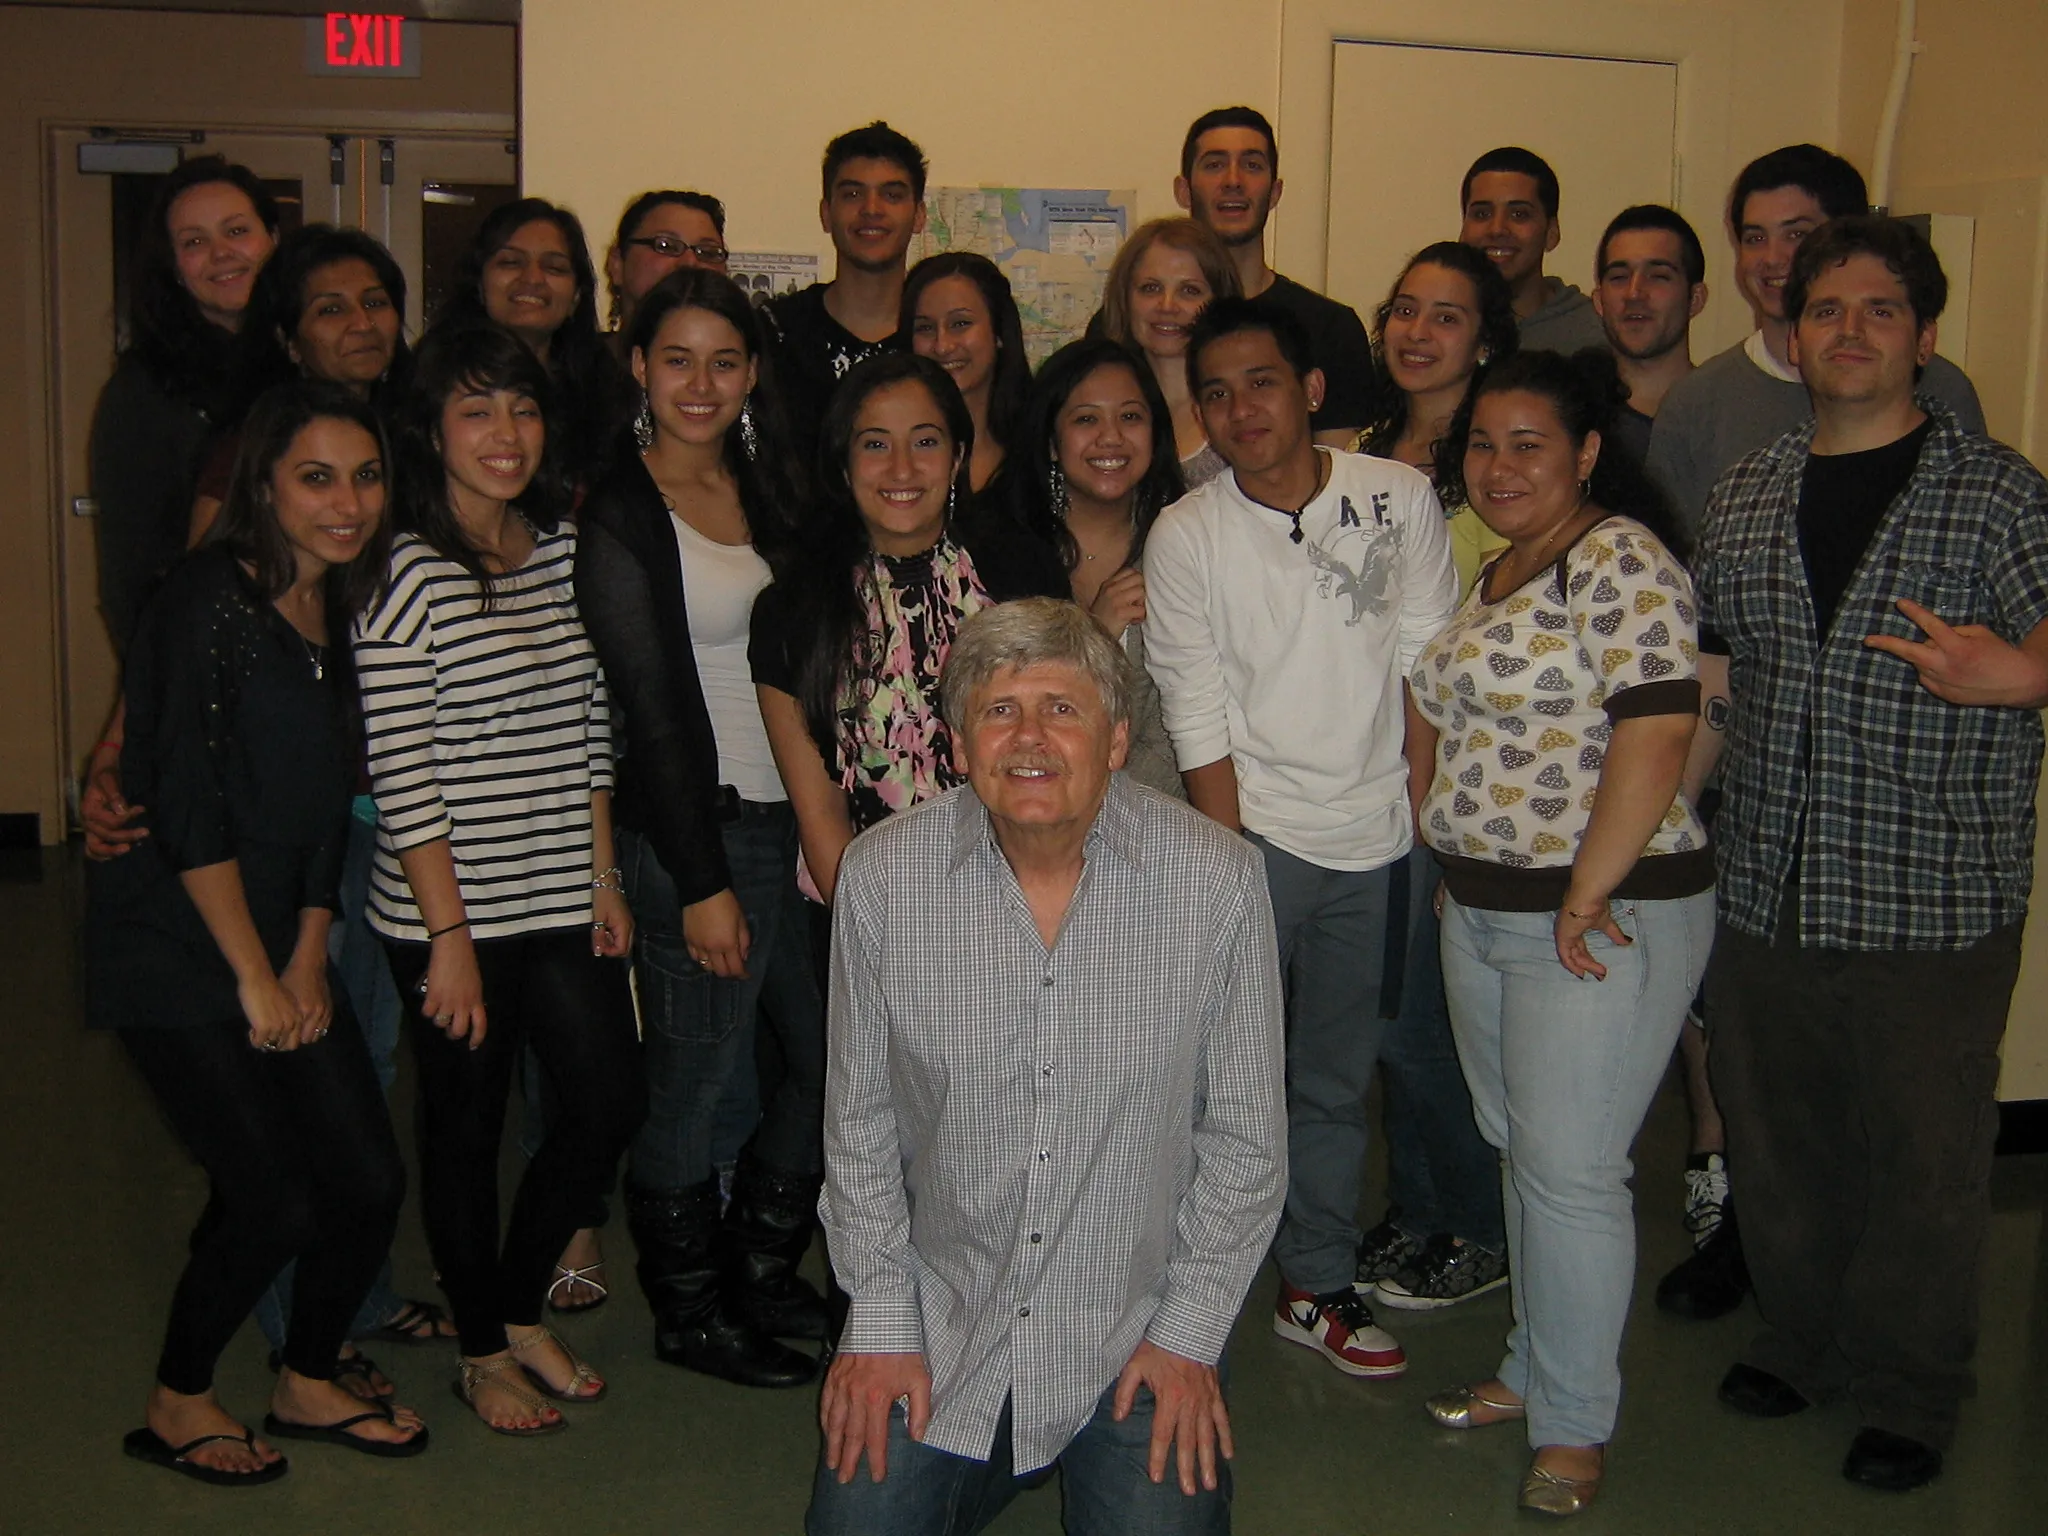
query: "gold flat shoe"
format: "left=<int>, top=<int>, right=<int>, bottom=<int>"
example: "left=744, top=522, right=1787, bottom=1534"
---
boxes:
left=1518, top=1463, right=1601, bottom=1518
left=1425, top=1383, right=1527, bottom=1428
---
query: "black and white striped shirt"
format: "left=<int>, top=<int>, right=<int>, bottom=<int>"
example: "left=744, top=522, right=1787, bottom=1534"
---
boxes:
left=354, top=527, right=613, bottom=942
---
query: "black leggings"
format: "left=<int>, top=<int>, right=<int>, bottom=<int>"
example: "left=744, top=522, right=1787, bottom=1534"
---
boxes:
left=120, top=1013, right=404, bottom=1396
left=385, top=927, right=645, bottom=1357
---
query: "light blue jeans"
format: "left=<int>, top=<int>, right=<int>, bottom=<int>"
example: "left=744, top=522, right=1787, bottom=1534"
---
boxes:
left=1440, top=889, right=1713, bottom=1448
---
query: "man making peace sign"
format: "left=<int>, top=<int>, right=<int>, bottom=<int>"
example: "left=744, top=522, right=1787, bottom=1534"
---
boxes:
left=1691, top=214, right=2048, bottom=1496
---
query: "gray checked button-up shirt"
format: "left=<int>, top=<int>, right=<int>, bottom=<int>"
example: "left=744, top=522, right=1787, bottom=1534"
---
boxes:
left=821, top=774, right=1286, bottom=1473
left=1695, top=401, right=2048, bottom=950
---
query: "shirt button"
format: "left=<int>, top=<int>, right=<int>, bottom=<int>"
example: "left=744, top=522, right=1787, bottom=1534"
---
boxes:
left=1037, top=1150, right=1049, bottom=1161
left=1041, top=1065, right=1053, bottom=1077
left=1019, top=1306, right=1031, bottom=1318
left=1029, top=1232, right=1042, bottom=1243
left=1041, top=974, right=1054, bottom=988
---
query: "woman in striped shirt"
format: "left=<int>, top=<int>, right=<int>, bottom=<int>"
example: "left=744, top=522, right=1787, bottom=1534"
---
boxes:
left=354, top=322, right=646, bottom=1437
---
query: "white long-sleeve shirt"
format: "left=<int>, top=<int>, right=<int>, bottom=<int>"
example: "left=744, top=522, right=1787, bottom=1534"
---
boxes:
left=1144, top=449, right=1459, bottom=871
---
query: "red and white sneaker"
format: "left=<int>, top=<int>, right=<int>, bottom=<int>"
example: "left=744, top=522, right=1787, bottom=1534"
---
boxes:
left=1272, top=1281, right=1407, bottom=1378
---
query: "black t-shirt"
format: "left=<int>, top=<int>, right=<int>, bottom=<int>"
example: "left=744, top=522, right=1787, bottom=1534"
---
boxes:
left=1797, top=418, right=1931, bottom=639
left=1257, top=274, right=1378, bottom=433
left=762, top=282, right=904, bottom=468
left=1612, top=405, right=1655, bottom=477
left=1080, top=270, right=1379, bottom=434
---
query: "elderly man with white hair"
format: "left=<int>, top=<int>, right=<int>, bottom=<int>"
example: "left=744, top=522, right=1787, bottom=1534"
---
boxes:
left=804, top=597, right=1286, bottom=1536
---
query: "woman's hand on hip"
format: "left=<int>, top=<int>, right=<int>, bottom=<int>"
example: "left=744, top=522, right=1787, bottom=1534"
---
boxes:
left=1555, top=896, right=1630, bottom=981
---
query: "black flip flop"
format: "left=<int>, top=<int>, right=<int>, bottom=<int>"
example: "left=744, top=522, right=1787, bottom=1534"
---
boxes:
left=364, top=1298, right=457, bottom=1346
left=122, top=1426, right=289, bottom=1486
left=266, top=1347, right=396, bottom=1400
left=261, top=1402, right=430, bottom=1459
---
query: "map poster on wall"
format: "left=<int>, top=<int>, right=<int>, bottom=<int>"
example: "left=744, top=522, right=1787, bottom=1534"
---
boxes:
left=910, top=189, right=1134, bottom=365
left=727, top=251, right=821, bottom=308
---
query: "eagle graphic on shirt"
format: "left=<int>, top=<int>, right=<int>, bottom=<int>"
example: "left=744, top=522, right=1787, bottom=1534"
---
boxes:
left=1306, top=495, right=1403, bottom=625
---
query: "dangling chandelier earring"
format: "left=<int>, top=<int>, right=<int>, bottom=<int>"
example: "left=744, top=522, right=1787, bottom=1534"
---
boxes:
left=739, top=396, right=759, bottom=462
left=633, top=392, right=655, bottom=453
left=1048, top=461, right=1071, bottom=522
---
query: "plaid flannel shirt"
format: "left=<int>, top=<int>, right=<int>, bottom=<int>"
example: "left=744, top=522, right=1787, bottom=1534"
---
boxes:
left=821, top=775, right=1286, bottom=1472
left=1695, top=401, right=2048, bottom=950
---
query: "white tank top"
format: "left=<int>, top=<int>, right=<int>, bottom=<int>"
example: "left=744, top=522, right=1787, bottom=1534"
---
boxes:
left=671, top=513, right=785, bottom=804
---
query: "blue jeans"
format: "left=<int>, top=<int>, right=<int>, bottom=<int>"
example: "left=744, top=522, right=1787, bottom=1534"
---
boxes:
left=1440, top=890, right=1713, bottom=1447
left=255, top=810, right=404, bottom=1349
left=805, top=1386, right=1230, bottom=1535
left=624, top=804, right=824, bottom=1189
left=1376, top=850, right=1504, bottom=1250
left=1251, top=834, right=1397, bottom=1295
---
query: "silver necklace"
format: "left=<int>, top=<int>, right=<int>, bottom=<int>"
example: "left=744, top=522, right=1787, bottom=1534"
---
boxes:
left=299, top=633, right=326, bottom=682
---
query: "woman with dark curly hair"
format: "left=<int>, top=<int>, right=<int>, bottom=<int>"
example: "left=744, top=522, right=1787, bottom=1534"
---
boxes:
left=901, top=251, right=1030, bottom=496
left=1354, top=241, right=1521, bottom=593
left=1412, top=349, right=1705, bottom=1516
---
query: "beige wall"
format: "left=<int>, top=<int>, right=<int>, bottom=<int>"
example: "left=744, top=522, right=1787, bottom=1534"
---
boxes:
left=521, top=0, right=1281, bottom=264
left=525, top=0, right=1846, bottom=367
left=0, top=7, right=514, bottom=840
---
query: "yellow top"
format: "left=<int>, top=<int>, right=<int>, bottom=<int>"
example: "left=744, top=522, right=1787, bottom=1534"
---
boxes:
left=1344, top=431, right=1508, bottom=599
left=1447, top=502, right=1511, bottom=599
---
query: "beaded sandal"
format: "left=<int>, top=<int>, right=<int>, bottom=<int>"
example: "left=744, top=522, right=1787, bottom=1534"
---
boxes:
left=508, top=1325, right=607, bottom=1403
left=453, top=1355, right=566, bottom=1437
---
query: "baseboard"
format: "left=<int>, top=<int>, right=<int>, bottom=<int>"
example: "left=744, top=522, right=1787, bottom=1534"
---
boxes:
left=1995, top=1099, right=2048, bottom=1155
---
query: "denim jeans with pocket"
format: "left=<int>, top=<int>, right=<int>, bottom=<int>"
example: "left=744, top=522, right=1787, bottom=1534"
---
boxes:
left=1377, top=849, right=1505, bottom=1250
left=1249, top=833, right=1398, bottom=1295
left=623, top=804, right=825, bottom=1189
left=1440, top=889, right=1713, bottom=1447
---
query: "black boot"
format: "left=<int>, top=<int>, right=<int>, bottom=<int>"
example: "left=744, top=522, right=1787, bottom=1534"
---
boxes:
left=724, top=1157, right=832, bottom=1342
left=624, top=1180, right=817, bottom=1388
left=1655, top=1198, right=1751, bottom=1320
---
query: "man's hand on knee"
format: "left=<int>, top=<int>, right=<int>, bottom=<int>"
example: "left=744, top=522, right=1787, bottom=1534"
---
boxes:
left=1113, top=1339, right=1232, bottom=1495
left=819, top=1350, right=930, bottom=1484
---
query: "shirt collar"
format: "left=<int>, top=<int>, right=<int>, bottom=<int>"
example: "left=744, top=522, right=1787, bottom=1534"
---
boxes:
left=1744, top=328, right=1804, bottom=384
left=946, top=773, right=1146, bottom=878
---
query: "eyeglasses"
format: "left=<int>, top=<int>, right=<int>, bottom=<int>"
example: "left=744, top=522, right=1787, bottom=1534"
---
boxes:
left=623, top=235, right=730, bottom=267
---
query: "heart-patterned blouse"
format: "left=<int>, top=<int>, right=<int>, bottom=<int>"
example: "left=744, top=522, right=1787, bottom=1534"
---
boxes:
left=1411, top=516, right=1708, bottom=882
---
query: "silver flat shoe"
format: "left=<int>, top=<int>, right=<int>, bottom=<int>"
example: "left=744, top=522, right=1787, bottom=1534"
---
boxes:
left=1518, top=1461, right=1602, bottom=1517
left=1424, top=1382, right=1527, bottom=1428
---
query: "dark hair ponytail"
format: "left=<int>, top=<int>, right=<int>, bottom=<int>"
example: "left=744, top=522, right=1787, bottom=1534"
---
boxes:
left=1443, top=347, right=1687, bottom=562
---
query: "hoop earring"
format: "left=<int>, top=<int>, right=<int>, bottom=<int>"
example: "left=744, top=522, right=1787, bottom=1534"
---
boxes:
left=1048, top=461, right=1071, bottom=522
left=632, top=393, right=655, bottom=454
left=739, top=396, right=759, bottom=462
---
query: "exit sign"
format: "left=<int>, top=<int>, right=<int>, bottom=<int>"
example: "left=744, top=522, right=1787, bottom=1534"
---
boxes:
left=304, top=14, right=422, bottom=78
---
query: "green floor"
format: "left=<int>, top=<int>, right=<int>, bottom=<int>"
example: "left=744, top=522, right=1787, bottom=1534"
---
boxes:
left=6, top=843, right=2044, bottom=1534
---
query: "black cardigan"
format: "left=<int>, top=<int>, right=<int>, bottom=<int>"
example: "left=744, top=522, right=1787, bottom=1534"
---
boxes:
left=85, top=548, right=354, bottom=1030
left=89, top=354, right=217, bottom=655
left=574, top=455, right=738, bottom=909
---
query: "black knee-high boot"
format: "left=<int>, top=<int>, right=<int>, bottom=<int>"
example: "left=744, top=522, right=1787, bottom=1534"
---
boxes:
left=724, top=1156, right=831, bottom=1342
left=625, top=1179, right=815, bottom=1388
